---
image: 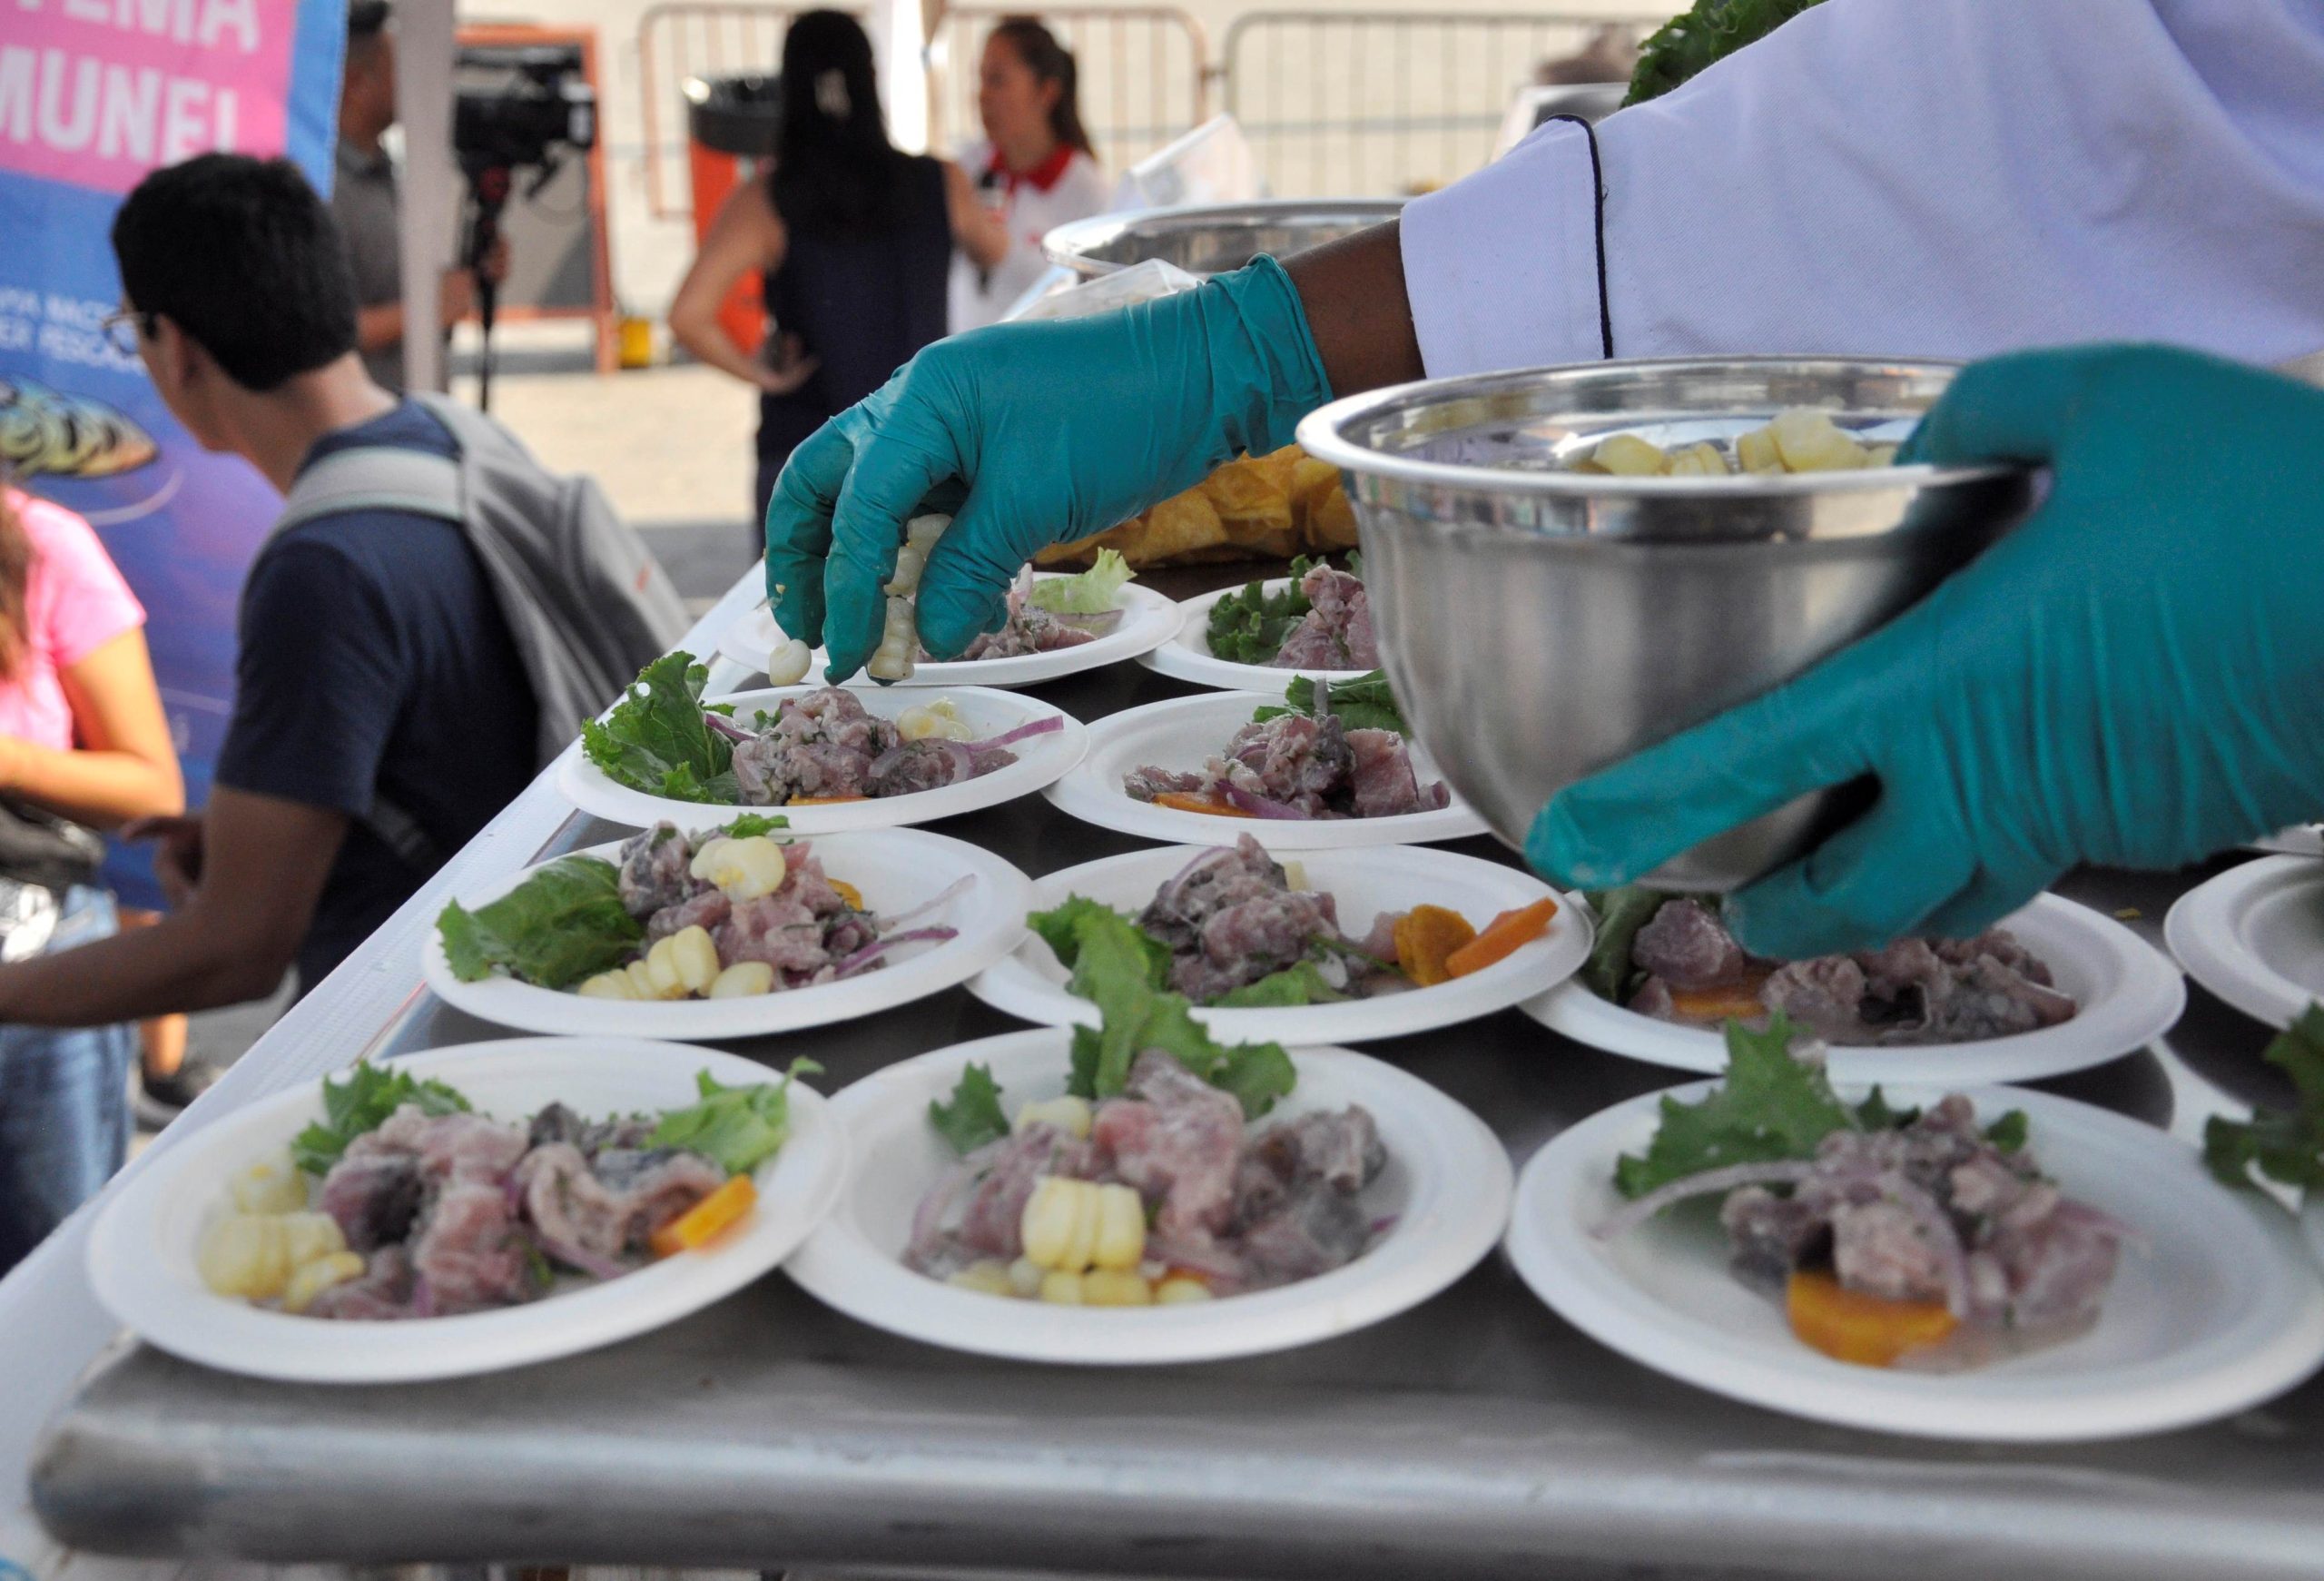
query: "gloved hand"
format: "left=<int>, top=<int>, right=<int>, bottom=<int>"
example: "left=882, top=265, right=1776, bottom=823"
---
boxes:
left=763, top=257, right=1332, bottom=680
left=1530, top=343, right=2324, bottom=959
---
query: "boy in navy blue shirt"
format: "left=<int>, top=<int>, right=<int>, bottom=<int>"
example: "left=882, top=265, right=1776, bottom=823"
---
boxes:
left=0, top=154, right=538, bottom=1020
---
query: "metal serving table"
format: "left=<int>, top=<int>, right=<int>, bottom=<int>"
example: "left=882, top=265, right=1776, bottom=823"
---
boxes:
left=27, top=566, right=2324, bottom=1581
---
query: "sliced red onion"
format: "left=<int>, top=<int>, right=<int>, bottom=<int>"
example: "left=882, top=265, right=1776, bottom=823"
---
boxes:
left=1219, top=781, right=1314, bottom=820
left=1877, top=1173, right=1974, bottom=1319
left=409, top=1274, right=436, bottom=1319
left=880, top=874, right=975, bottom=931
left=867, top=738, right=978, bottom=786
left=833, top=925, right=958, bottom=977
left=703, top=711, right=754, bottom=745
left=964, top=716, right=1065, bottom=753
left=1049, top=609, right=1123, bottom=636
left=2049, top=1196, right=2149, bottom=1252
left=910, top=1162, right=973, bottom=1259
left=1592, top=1160, right=1819, bottom=1242
left=534, top=1228, right=632, bottom=1281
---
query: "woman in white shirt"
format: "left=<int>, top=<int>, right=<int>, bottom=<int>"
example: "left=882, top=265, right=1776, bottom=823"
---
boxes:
left=947, top=17, right=1112, bottom=332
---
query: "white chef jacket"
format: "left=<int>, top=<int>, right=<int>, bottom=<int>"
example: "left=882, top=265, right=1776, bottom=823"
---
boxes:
left=947, top=140, right=1113, bottom=334
left=1402, top=0, right=2324, bottom=376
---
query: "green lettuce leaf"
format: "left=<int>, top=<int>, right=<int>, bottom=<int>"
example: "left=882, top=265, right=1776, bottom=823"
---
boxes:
left=580, top=650, right=734, bottom=802
left=1211, top=959, right=1348, bottom=1008
left=1613, top=1014, right=1855, bottom=1199
left=2206, top=1003, right=2324, bottom=1192
left=929, top=1062, right=1010, bottom=1154
left=290, top=1062, right=472, bottom=1176
left=1252, top=670, right=1408, bottom=736
left=1205, top=554, right=1324, bottom=665
left=1029, top=548, right=1135, bottom=615
left=648, top=1059, right=821, bottom=1175
left=436, top=855, right=642, bottom=989
left=713, top=813, right=793, bottom=841
left=1625, top=0, right=1827, bottom=107
left=1042, top=902, right=1296, bottom=1118
left=1580, top=885, right=1677, bottom=1003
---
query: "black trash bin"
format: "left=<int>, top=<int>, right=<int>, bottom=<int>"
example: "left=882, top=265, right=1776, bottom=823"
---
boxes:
left=684, top=73, right=781, bottom=158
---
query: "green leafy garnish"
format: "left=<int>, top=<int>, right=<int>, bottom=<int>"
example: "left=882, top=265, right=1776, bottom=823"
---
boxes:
left=580, top=650, right=740, bottom=802
left=1205, top=554, right=1325, bottom=665
left=1035, top=901, right=1296, bottom=1117
left=1581, top=885, right=1679, bottom=1003
left=290, top=1062, right=472, bottom=1176
left=1253, top=670, right=1408, bottom=736
left=1029, top=548, right=1135, bottom=615
left=717, top=813, right=793, bottom=840
left=2206, top=1004, right=2324, bottom=1193
left=1625, top=0, right=1827, bottom=107
left=1211, top=959, right=1348, bottom=1008
left=1614, top=1015, right=1854, bottom=1198
left=1984, top=1110, right=2030, bottom=1153
left=648, top=1059, right=820, bottom=1176
left=929, top=1062, right=1011, bottom=1154
left=438, top=855, right=643, bottom=990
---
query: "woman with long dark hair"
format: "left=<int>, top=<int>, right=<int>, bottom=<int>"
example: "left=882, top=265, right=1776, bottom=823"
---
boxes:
left=947, top=16, right=1113, bottom=333
left=0, top=481, right=182, bottom=1272
left=669, top=9, right=1009, bottom=529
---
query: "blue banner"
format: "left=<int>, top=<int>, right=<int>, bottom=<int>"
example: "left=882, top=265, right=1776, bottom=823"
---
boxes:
left=0, top=0, right=346, bottom=909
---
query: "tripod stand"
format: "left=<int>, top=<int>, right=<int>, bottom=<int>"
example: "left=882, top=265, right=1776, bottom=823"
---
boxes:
left=460, top=163, right=513, bottom=413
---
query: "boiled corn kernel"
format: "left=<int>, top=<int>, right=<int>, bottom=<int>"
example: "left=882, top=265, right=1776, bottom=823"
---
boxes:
left=1038, top=1270, right=1085, bottom=1305
left=946, top=1260, right=1015, bottom=1297
left=1079, top=1270, right=1154, bottom=1307
left=1155, top=1276, right=1215, bottom=1304
left=692, top=835, right=787, bottom=902
left=1734, top=426, right=1783, bottom=473
left=198, top=1214, right=296, bottom=1299
left=764, top=637, right=812, bottom=687
left=1012, top=1094, right=1094, bottom=1140
left=708, top=961, right=776, bottom=998
left=1007, top=1257, right=1046, bottom=1298
left=1667, top=441, right=1730, bottom=478
left=1591, top=433, right=1669, bottom=476
left=645, top=926, right=721, bottom=995
left=1020, top=1176, right=1145, bottom=1273
left=230, top=1153, right=307, bottom=1215
left=281, top=1251, right=366, bottom=1313
left=624, top=960, right=671, bottom=1001
left=281, top=1211, right=348, bottom=1269
left=577, top=970, right=636, bottom=1000
left=1768, top=407, right=1868, bottom=472
left=1866, top=443, right=1900, bottom=466
left=897, top=704, right=974, bottom=743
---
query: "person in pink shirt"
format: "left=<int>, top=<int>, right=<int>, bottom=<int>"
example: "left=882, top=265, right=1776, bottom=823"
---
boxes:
left=0, top=485, right=182, bottom=1274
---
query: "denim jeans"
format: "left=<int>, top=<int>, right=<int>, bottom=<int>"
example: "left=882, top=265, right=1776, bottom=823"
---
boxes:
left=0, top=885, right=132, bottom=1275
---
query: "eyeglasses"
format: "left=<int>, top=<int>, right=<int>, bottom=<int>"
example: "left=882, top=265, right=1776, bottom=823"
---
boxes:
left=100, top=309, right=156, bottom=357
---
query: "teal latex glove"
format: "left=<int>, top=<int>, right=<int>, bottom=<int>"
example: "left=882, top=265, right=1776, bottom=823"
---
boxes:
left=763, top=257, right=1332, bottom=680
left=1531, top=344, right=2324, bottom=959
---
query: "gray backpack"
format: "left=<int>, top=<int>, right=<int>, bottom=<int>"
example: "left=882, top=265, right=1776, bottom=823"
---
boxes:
left=276, top=393, right=688, bottom=769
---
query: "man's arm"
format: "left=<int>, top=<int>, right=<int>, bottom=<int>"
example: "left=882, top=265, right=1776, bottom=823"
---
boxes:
left=0, top=786, right=345, bottom=1024
left=1283, top=221, right=1424, bottom=398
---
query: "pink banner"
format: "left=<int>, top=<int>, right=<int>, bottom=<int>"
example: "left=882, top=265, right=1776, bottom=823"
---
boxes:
left=0, top=0, right=297, bottom=194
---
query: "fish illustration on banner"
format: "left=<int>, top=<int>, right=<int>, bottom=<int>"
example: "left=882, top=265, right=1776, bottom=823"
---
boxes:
left=0, top=0, right=348, bottom=907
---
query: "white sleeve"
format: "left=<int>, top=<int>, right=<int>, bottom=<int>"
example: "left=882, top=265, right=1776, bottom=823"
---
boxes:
left=1400, top=0, right=2324, bottom=377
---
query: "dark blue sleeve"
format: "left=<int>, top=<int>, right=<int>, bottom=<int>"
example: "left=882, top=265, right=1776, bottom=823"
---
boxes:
left=213, top=538, right=408, bottom=817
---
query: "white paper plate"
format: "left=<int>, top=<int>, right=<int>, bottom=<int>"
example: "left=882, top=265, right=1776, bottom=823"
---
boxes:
left=1137, top=578, right=1375, bottom=695
left=423, top=830, right=1031, bottom=1039
left=970, top=844, right=1588, bottom=1044
left=2250, top=827, right=2324, bottom=858
left=86, top=1039, right=849, bottom=1384
left=1505, top=1081, right=2324, bottom=1441
left=1525, top=894, right=2184, bottom=1086
left=2166, top=855, right=2324, bottom=1029
left=786, top=1028, right=1512, bottom=1364
left=557, top=685, right=1087, bottom=832
left=718, top=580, right=1184, bottom=688
left=1042, top=691, right=1487, bottom=850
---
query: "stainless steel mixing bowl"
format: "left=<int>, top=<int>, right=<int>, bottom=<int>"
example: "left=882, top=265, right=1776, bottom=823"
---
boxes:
left=1295, top=358, right=2036, bottom=890
left=1042, top=199, right=1403, bottom=279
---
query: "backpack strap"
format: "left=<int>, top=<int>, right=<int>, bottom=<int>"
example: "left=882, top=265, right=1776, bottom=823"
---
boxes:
left=274, top=446, right=465, bottom=537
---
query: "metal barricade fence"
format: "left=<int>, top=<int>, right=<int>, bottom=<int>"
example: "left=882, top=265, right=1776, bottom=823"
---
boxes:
left=1221, top=9, right=1658, bottom=198
left=637, top=1, right=834, bottom=220
left=924, top=5, right=1210, bottom=176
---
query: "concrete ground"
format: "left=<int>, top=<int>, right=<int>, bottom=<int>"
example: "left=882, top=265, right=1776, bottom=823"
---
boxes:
left=156, top=322, right=760, bottom=1119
